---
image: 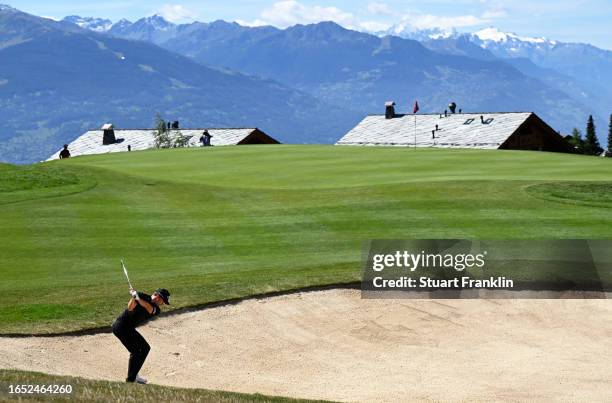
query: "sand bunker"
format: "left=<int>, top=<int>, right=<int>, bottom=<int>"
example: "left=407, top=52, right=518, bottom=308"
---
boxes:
left=1, top=289, right=611, bottom=402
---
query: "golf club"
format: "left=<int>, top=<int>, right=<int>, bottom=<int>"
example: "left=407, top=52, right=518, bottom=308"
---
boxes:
left=121, top=258, right=134, bottom=290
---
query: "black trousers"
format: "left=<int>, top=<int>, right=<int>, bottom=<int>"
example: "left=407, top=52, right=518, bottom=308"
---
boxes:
left=112, top=319, right=151, bottom=382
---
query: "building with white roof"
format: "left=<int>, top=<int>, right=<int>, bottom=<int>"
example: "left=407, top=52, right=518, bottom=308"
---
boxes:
left=336, top=103, right=572, bottom=152
left=48, top=124, right=280, bottom=160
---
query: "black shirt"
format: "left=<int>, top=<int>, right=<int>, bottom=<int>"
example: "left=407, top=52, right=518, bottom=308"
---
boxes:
left=59, top=149, right=70, bottom=159
left=116, top=292, right=160, bottom=328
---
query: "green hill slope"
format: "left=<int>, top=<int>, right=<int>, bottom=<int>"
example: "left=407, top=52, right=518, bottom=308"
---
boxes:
left=1, top=146, right=611, bottom=334
left=0, top=369, right=321, bottom=402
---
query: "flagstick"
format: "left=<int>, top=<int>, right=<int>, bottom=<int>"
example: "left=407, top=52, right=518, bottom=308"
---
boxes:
left=414, top=113, right=417, bottom=149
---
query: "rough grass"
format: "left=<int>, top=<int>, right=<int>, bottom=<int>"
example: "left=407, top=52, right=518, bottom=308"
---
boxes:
left=0, top=163, right=80, bottom=192
left=0, top=163, right=96, bottom=205
left=0, top=370, right=326, bottom=402
left=526, top=181, right=612, bottom=208
left=1, top=145, right=611, bottom=334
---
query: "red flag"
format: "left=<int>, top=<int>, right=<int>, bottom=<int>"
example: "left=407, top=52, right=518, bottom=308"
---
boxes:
left=413, top=101, right=420, bottom=114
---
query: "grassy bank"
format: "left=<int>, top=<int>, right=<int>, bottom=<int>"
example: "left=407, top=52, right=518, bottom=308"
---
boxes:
left=1, top=145, right=611, bottom=334
left=0, top=369, right=325, bottom=402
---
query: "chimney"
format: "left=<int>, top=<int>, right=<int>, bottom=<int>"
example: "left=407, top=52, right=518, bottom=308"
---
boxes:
left=101, top=123, right=116, bottom=145
left=480, top=115, right=485, bottom=124
left=385, top=101, right=396, bottom=119
left=444, top=110, right=448, bottom=117
left=435, top=124, right=439, bottom=131
left=432, top=130, right=435, bottom=139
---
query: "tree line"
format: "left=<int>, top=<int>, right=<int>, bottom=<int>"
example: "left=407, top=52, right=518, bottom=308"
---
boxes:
left=568, top=114, right=612, bottom=156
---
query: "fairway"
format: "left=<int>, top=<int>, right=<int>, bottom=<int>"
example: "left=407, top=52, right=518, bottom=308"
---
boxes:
left=1, top=145, right=612, bottom=334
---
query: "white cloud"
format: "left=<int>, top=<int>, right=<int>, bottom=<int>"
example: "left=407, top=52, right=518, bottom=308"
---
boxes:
left=158, top=4, right=196, bottom=23
left=359, top=20, right=391, bottom=32
left=241, top=1, right=505, bottom=34
left=390, top=8, right=507, bottom=33
left=407, top=13, right=486, bottom=30
left=235, top=19, right=269, bottom=27
left=367, top=2, right=391, bottom=16
left=247, top=0, right=392, bottom=32
left=482, top=8, right=508, bottom=19
left=256, top=0, right=357, bottom=28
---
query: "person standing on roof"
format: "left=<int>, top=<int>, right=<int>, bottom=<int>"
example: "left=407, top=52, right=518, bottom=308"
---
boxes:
left=205, top=130, right=212, bottom=146
left=199, top=130, right=213, bottom=147
left=59, top=144, right=71, bottom=159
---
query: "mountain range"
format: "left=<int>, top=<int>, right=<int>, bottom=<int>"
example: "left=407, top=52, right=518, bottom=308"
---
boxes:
left=64, top=14, right=608, bottom=136
left=0, top=5, right=357, bottom=163
left=389, top=26, right=612, bottom=132
left=0, top=4, right=609, bottom=163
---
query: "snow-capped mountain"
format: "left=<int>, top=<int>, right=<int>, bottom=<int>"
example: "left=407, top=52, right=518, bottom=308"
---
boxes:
left=62, top=15, right=112, bottom=32
left=381, top=25, right=558, bottom=51
left=378, top=25, right=457, bottom=41
left=109, top=19, right=132, bottom=31
left=61, top=14, right=177, bottom=42
left=132, top=14, right=174, bottom=31
left=107, top=15, right=177, bottom=43
left=390, top=25, right=611, bottom=94
left=472, top=27, right=555, bottom=45
left=468, top=27, right=559, bottom=59
left=465, top=27, right=612, bottom=97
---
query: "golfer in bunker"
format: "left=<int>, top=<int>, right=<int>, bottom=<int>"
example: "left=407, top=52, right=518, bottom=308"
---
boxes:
left=112, top=287, right=170, bottom=384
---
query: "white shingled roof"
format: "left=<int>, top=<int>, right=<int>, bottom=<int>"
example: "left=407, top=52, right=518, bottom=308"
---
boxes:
left=336, top=112, right=533, bottom=149
left=47, top=128, right=261, bottom=160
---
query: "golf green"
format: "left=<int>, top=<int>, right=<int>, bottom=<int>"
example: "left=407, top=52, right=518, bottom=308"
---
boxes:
left=1, top=145, right=611, bottom=334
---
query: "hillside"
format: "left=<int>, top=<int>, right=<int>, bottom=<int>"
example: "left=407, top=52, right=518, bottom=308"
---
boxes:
left=1, top=146, right=611, bottom=335
left=0, top=6, right=359, bottom=163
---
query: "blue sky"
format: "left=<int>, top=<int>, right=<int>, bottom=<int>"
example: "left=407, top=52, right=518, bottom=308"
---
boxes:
left=7, top=0, right=612, bottom=49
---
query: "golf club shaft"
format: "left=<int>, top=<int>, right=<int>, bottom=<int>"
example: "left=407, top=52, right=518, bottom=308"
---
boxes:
left=121, top=259, right=134, bottom=290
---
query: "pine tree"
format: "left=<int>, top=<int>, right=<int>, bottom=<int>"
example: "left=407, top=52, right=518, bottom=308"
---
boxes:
left=584, top=115, right=602, bottom=155
left=569, top=128, right=584, bottom=153
left=608, top=115, right=612, bottom=154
